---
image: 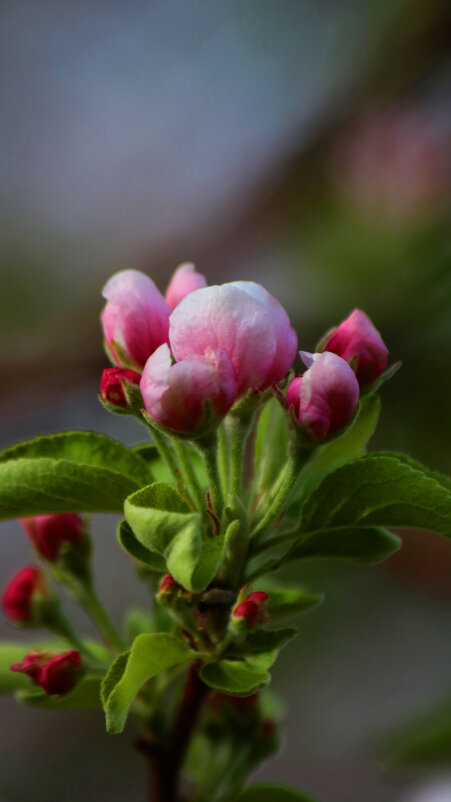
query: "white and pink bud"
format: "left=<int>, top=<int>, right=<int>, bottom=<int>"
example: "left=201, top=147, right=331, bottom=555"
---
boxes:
left=165, top=263, right=207, bottom=310
left=169, top=282, right=297, bottom=397
left=319, top=309, right=388, bottom=389
left=140, top=343, right=236, bottom=436
left=287, top=352, right=359, bottom=443
left=101, top=270, right=171, bottom=369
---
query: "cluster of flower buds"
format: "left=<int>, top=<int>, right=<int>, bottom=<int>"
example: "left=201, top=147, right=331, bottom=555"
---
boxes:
left=11, top=649, right=82, bottom=695
left=99, top=263, right=390, bottom=445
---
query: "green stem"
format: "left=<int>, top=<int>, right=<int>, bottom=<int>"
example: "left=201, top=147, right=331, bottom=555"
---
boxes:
left=173, top=439, right=205, bottom=511
left=227, top=412, right=255, bottom=503
left=49, top=608, right=96, bottom=661
left=74, top=584, right=125, bottom=652
left=146, top=425, right=182, bottom=488
left=197, top=435, right=223, bottom=519
left=251, top=446, right=314, bottom=545
left=217, top=422, right=230, bottom=499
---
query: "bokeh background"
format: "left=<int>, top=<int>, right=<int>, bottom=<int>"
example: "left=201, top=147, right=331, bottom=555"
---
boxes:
left=0, top=2, right=450, bottom=800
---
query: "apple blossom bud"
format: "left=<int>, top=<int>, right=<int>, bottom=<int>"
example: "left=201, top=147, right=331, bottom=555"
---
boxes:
left=169, top=283, right=297, bottom=396
left=319, top=309, right=388, bottom=389
left=100, top=367, right=141, bottom=408
left=20, top=514, right=84, bottom=563
left=232, top=591, right=268, bottom=630
left=11, top=649, right=82, bottom=695
left=165, top=263, right=207, bottom=310
left=2, top=566, right=47, bottom=623
left=287, top=352, right=359, bottom=443
left=101, top=269, right=171, bottom=369
left=141, top=343, right=236, bottom=435
left=158, top=574, right=178, bottom=594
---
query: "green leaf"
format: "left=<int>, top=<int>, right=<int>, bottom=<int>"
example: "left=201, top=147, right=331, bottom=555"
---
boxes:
left=240, top=627, right=297, bottom=655
left=383, top=695, right=451, bottom=765
left=0, top=431, right=153, bottom=487
left=16, top=675, right=102, bottom=709
left=200, top=660, right=270, bottom=696
left=117, top=520, right=166, bottom=572
left=236, top=785, right=316, bottom=801
left=291, top=393, right=380, bottom=507
left=301, top=454, right=451, bottom=536
left=125, top=483, right=232, bottom=591
left=281, top=453, right=451, bottom=568
left=101, top=633, right=192, bottom=733
left=263, top=587, right=324, bottom=621
left=0, top=458, right=141, bottom=518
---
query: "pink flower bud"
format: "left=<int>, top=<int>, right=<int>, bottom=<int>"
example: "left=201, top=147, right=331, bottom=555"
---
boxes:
left=287, top=352, right=360, bottom=443
left=165, top=263, right=207, bottom=310
left=169, top=283, right=297, bottom=396
left=319, top=309, right=388, bottom=389
left=2, top=566, right=47, bottom=623
left=20, top=514, right=84, bottom=563
left=101, top=270, right=171, bottom=369
left=11, top=650, right=82, bottom=695
left=100, top=367, right=141, bottom=408
left=140, top=343, right=236, bottom=435
left=233, top=591, right=268, bottom=628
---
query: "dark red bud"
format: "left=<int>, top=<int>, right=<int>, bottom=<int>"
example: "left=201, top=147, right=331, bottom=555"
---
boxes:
left=11, top=650, right=82, bottom=695
left=100, top=367, right=141, bottom=407
left=2, top=566, right=46, bottom=622
left=20, top=514, right=83, bottom=563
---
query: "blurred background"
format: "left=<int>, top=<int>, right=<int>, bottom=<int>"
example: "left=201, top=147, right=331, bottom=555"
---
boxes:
left=0, top=1, right=450, bottom=800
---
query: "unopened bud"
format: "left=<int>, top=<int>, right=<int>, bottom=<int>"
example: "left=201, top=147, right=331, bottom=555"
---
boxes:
left=11, top=649, right=82, bottom=695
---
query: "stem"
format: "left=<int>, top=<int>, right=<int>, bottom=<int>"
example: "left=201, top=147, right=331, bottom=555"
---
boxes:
left=49, top=608, right=98, bottom=662
left=197, top=435, right=223, bottom=519
left=148, top=426, right=183, bottom=488
left=227, top=413, right=255, bottom=503
left=74, top=584, right=125, bottom=652
left=217, top=422, right=230, bottom=499
left=251, top=446, right=314, bottom=545
left=173, top=439, right=205, bottom=511
left=141, top=662, right=209, bottom=802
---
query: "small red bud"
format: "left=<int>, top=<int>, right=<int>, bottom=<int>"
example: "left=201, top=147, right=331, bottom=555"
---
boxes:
left=2, top=566, right=46, bottom=623
left=100, top=367, right=141, bottom=408
left=158, top=574, right=177, bottom=593
left=11, top=650, right=82, bottom=695
left=233, top=590, right=268, bottom=629
left=20, top=514, right=84, bottom=563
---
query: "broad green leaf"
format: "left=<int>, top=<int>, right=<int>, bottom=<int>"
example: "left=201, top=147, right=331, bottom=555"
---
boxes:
left=101, top=633, right=192, bottom=733
left=381, top=452, right=451, bottom=493
left=383, top=696, right=451, bottom=765
left=287, top=526, right=402, bottom=565
left=0, top=431, right=152, bottom=487
left=16, top=675, right=102, bottom=709
left=263, top=587, right=324, bottom=621
left=125, top=483, right=232, bottom=591
left=117, top=520, right=166, bottom=572
left=254, top=398, right=289, bottom=493
left=200, top=660, right=270, bottom=696
left=240, top=627, right=297, bottom=655
left=0, top=458, right=141, bottom=519
left=236, top=785, right=316, bottom=801
left=300, top=454, right=451, bottom=537
left=290, top=393, right=380, bottom=507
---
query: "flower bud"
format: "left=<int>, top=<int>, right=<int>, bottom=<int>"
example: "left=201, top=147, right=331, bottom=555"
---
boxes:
left=319, top=309, right=388, bottom=389
left=20, top=514, right=84, bottom=563
left=287, top=352, right=359, bottom=443
left=165, top=263, right=207, bottom=310
left=169, top=282, right=297, bottom=396
left=11, top=649, right=82, bottom=695
left=101, top=269, right=171, bottom=369
left=100, top=367, right=142, bottom=408
left=232, top=591, right=268, bottom=630
left=141, top=343, right=236, bottom=436
left=2, top=566, right=47, bottom=623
